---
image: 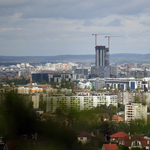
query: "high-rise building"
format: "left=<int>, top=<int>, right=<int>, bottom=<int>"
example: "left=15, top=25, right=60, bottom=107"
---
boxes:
left=125, top=103, right=147, bottom=124
left=91, top=45, right=117, bottom=78
left=95, top=46, right=109, bottom=67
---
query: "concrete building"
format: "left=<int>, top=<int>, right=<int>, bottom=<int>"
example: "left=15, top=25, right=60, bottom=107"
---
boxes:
left=32, top=72, right=74, bottom=83
left=125, top=103, right=147, bottom=124
left=95, top=46, right=109, bottom=67
left=74, top=69, right=88, bottom=75
left=91, top=66, right=117, bottom=78
left=91, top=45, right=117, bottom=78
left=46, top=95, right=117, bottom=113
left=32, top=94, right=40, bottom=108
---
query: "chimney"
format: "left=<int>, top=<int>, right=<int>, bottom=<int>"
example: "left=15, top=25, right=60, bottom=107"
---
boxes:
left=109, top=142, right=111, bottom=146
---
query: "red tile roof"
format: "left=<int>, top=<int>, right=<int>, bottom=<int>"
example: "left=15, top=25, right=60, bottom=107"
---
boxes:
left=103, top=143, right=118, bottom=150
left=42, top=113, right=50, bottom=117
left=118, top=135, right=149, bottom=147
left=110, top=132, right=128, bottom=138
left=77, top=131, right=92, bottom=137
left=112, top=116, right=124, bottom=122
left=6, top=140, right=32, bottom=150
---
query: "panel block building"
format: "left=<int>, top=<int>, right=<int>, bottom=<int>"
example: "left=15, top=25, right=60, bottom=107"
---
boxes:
left=125, top=103, right=147, bottom=124
left=46, top=95, right=117, bottom=113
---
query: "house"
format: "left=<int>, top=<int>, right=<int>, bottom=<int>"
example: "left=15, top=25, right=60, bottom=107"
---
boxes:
left=3, top=140, right=32, bottom=150
left=118, top=135, right=149, bottom=149
left=112, top=115, right=124, bottom=122
left=102, top=143, right=118, bottom=150
left=98, top=113, right=110, bottom=121
left=77, top=131, right=92, bottom=144
left=110, top=132, right=128, bottom=142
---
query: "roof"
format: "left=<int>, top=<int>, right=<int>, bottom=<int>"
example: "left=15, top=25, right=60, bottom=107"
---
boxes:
left=110, top=132, right=128, bottom=138
left=6, top=140, right=32, bottom=150
left=77, top=131, right=92, bottom=137
left=118, top=135, right=149, bottom=147
left=112, top=116, right=124, bottom=122
left=42, top=113, right=50, bottom=117
left=103, top=143, right=118, bottom=150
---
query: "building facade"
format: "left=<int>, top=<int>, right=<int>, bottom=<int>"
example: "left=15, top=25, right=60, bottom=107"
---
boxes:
left=95, top=46, right=109, bottom=67
left=125, top=103, right=147, bottom=124
left=46, top=95, right=117, bottom=113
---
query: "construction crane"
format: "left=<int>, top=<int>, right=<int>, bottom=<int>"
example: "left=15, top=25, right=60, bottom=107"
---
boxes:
left=105, top=36, right=123, bottom=66
left=92, top=33, right=110, bottom=47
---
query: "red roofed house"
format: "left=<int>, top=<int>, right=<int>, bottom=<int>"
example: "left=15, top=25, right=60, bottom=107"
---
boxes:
left=77, top=131, right=92, bottom=144
left=112, top=115, right=124, bottom=122
left=118, top=135, right=149, bottom=149
left=102, top=143, right=118, bottom=150
left=110, top=132, right=128, bottom=142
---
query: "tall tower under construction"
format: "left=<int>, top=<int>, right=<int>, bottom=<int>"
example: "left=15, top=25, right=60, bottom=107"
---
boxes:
left=95, top=46, right=109, bottom=67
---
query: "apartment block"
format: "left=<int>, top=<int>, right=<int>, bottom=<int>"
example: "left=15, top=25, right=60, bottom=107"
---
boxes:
left=125, top=103, right=147, bottom=124
left=46, top=95, right=117, bottom=113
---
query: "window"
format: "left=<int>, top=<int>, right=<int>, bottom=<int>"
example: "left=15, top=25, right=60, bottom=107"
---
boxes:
left=80, top=138, right=83, bottom=140
left=132, top=141, right=140, bottom=147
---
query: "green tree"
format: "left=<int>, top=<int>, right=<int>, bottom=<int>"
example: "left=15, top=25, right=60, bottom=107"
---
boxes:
left=127, top=86, right=130, bottom=91
left=134, top=96, right=140, bottom=103
left=39, top=100, right=46, bottom=112
left=0, top=92, right=36, bottom=137
left=28, top=100, right=34, bottom=109
left=144, top=87, right=148, bottom=92
left=99, top=121, right=111, bottom=141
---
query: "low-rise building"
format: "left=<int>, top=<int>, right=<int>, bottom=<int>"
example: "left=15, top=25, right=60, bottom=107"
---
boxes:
left=118, top=135, right=149, bottom=149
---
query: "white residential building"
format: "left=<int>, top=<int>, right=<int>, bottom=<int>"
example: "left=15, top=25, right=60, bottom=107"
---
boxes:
left=32, top=94, right=40, bottom=108
left=125, top=103, right=147, bottom=124
left=46, top=95, right=117, bottom=113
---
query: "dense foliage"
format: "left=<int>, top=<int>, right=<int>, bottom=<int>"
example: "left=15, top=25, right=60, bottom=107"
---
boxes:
left=0, top=92, right=150, bottom=150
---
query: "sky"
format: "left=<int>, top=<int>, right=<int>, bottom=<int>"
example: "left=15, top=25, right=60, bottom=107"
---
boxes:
left=0, top=0, right=150, bottom=56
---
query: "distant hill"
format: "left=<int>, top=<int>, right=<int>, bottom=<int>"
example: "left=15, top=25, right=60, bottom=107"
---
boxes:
left=0, top=53, right=150, bottom=65
left=110, top=53, right=150, bottom=64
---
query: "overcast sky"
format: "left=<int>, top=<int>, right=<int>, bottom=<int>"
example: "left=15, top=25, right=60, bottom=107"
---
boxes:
left=0, top=0, right=150, bottom=56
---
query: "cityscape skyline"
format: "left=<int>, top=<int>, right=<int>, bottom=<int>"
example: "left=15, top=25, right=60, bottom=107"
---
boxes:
left=0, top=0, right=150, bottom=56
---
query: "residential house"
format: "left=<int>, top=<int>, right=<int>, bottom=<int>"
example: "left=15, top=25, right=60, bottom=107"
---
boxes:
left=118, top=135, right=149, bottom=149
left=102, top=143, right=118, bottom=150
left=77, top=131, right=92, bottom=144
left=110, top=132, right=128, bottom=142
left=112, top=115, right=124, bottom=123
left=98, top=113, right=110, bottom=121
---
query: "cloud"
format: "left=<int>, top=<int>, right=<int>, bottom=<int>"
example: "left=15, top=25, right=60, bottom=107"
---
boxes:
left=0, top=0, right=150, bottom=20
left=106, top=19, right=122, bottom=26
left=0, top=0, right=150, bottom=56
left=83, top=20, right=93, bottom=26
left=140, top=21, right=150, bottom=26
